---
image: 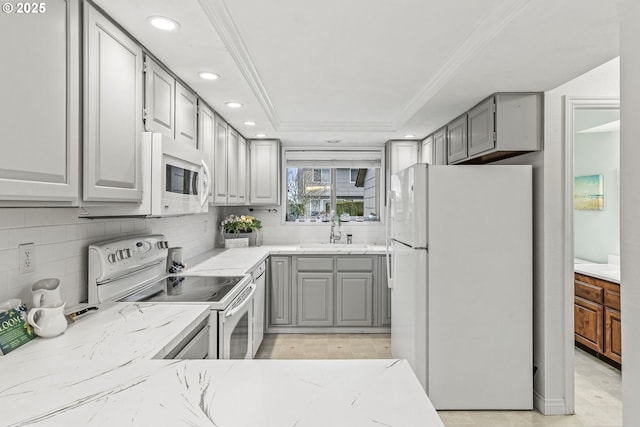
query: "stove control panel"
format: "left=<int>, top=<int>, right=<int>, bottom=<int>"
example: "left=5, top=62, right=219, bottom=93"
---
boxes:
left=89, top=234, right=168, bottom=283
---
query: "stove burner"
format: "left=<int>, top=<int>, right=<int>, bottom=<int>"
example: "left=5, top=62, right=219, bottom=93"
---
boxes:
left=119, top=276, right=245, bottom=304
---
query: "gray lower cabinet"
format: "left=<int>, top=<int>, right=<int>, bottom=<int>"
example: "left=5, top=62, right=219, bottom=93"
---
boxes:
left=268, top=255, right=390, bottom=330
left=297, top=272, right=334, bottom=326
left=336, top=273, right=373, bottom=326
left=377, top=256, right=391, bottom=326
left=269, top=257, right=291, bottom=325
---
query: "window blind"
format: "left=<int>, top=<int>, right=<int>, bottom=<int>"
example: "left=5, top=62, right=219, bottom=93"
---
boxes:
left=284, top=150, right=382, bottom=168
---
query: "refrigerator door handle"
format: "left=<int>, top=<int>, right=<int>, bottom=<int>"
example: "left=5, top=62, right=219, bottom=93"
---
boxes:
left=385, top=190, right=395, bottom=288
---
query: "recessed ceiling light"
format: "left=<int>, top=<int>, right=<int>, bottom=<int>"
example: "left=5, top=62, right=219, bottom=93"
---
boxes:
left=326, top=140, right=341, bottom=144
left=148, top=16, right=180, bottom=31
left=255, top=133, right=267, bottom=138
left=199, top=72, right=220, bottom=81
left=243, top=121, right=256, bottom=126
left=404, top=134, right=416, bottom=139
left=225, top=101, right=242, bottom=109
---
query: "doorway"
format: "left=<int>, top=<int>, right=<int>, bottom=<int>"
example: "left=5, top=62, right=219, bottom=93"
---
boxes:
left=565, top=97, right=620, bottom=419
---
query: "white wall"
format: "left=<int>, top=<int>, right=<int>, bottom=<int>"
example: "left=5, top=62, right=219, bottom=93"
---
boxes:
left=543, top=57, right=619, bottom=414
left=498, top=58, right=620, bottom=414
left=0, top=208, right=220, bottom=306
left=574, top=130, right=620, bottom=262
left=620, top=2, right=640, bottom=425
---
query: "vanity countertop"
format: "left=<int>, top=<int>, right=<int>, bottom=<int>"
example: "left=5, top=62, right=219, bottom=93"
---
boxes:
left=574, top=255, right=620, bottom=284
left=0, top=300, right=442, bottom=426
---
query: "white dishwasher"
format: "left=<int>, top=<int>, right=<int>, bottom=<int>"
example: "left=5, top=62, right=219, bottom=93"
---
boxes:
left=251, top=261, right=266, bottom=357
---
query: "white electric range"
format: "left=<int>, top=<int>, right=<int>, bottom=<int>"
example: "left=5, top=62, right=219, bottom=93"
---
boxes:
left=88, top=234, right=255, bottom=359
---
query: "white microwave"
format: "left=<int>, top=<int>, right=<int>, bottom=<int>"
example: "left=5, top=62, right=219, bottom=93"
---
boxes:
left=149, top=133, right=210, bottom=216
left=80, top=133, right=210, bottom=217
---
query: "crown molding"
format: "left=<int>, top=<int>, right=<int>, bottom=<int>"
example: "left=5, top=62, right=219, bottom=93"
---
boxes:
left=277, top=121, right=396, bottom=132
left=392, top=0, right=532, bottom=129
left=201, top=0, right=531, bottom=135
left=198, top=0, right=282, bottom=129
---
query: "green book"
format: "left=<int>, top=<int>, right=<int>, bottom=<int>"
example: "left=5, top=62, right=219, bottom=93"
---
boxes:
left=0, top=304, right=36, bottom=355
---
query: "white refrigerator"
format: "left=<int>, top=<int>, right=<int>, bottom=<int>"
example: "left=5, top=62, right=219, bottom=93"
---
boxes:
left=386, top=164, right=533, bottom=410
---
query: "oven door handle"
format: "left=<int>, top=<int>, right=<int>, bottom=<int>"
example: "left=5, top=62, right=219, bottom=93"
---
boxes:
left=224, top=284, right=256, bottom=318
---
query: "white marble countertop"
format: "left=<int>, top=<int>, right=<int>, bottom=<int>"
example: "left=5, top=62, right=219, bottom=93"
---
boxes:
left=1, top=302, right=211, bottom=366
left=0, top=279, right=443, bottom=426
left=574, top=255, right=620, bottom=284
left=3, top=359, right=441, bottom=426
left=186, top=244, right=387, bottom=276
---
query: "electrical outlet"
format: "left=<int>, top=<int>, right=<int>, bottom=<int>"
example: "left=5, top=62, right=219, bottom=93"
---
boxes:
left=19, top=243, right=35, bottom=274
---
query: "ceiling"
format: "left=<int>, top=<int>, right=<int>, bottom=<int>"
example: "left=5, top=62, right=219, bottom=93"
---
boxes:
left=93, top=0, right=620, bottom=147
left=576, top=109, right=621, bottom=133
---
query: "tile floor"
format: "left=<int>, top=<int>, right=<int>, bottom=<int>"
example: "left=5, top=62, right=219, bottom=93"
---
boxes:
left=255, top=333, right=393, bottom=359
left=255, top=334, right=622, bottom=427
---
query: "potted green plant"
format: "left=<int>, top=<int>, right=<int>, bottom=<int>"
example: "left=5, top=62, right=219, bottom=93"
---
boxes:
left=221, top=214, right=262, bottom=246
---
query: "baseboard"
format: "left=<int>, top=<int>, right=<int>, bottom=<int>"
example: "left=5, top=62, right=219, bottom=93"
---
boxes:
left=533, top=391, right=573, bottom=415
left=266, top=326, right=391, bottom=334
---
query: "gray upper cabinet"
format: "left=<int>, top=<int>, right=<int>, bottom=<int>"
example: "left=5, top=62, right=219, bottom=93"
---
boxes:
left=446, top=114, right=468, bottom=164
left=215, top=126, right=247, bottom=206
left=387, top=140, right=419, bottom=175
left=468, top=96, right=496, bottom=157
left=420, top=135, right=434, bottom=165
left=175, top=82, right=198, bottom=148
left=336, top=272, right=373, bottom=326
left=226, top=128, right=239, bottom=204
left=0, top=0, right=79, bottom=202
left=144, top=57, right=174, bottom=139
left=249, top=139, right=280, bottom=205
left=447, top=93, right=542, bottom=165
left=237, top=135, right=247, bottom=204
left=145, top=59, right=197, bottom=149
left=432, top=126, right=448, bottom=165
left=198, top=102, right=215, bottom=204
left=297, top=272, right=334, bottom=326
left=270, top=257, right=292, bottom=325
left=84, top=4, right=143, bottom=202
left=213, top=115, right=228, bottom=204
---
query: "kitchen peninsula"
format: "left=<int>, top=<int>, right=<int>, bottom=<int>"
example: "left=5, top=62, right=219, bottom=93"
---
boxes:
left=0, top=250, right=442, bottom=427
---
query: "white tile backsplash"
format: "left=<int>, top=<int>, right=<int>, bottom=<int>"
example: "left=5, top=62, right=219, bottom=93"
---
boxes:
left=0, top=207, right=221, bottom=307
left=0, top=208, right=25, bottom=229
left=8, top=227, right=41, bottom=247
left=0, top=230, right=8, bottom=250
left=25, top=208, right=54, bottom=227
left=220, top=207, right=385, bottom=246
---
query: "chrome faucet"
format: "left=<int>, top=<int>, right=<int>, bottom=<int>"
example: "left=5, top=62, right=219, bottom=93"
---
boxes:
left=329, top=216, right=342, bottom=243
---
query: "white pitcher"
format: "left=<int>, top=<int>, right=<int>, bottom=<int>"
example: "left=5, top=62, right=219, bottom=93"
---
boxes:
left=32, top=278, right=62, bottom=308
left=27, top=302, right=67, bottom=338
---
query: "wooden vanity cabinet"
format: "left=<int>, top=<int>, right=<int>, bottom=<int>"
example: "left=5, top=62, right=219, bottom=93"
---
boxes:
left=604, top=283, right=621, bottom=363
left=574, top=273, right=621, bottom=364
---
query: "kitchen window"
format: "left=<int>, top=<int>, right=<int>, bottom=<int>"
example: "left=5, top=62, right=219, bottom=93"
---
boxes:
left=284, top=150, right=382, bottom=223
left=349, top=168, right=359, bottom=183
